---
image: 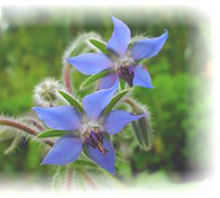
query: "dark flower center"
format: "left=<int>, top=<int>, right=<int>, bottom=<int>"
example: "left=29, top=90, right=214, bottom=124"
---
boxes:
left=117, top=66, right=134, bottom=87
left=84, top=130, right=107, bottom=155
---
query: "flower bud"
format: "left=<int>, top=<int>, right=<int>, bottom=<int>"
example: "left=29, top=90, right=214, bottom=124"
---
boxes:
left=33, top=78, right=64, bottom=107
left=125, top=98, right=153, bottom=151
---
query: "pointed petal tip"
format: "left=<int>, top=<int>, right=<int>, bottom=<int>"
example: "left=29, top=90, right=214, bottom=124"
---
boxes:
left=66, top=57, right=72, bottom=63
left=137, top=113, right=147, bottom=118
left=40, top=158, right=67, bottom=166
left=66, top=57, right=78, bottom=66
left=108, top=167, right=115, bottom=175
left=40, top=159, right=59, bottom=166
left=162, top=29, right=168, bottom=39
left=111, top=15, right=119, bottom=22
left=32, top=107, right=36, bottom=111
left=107, top=15, right=131, bottom=57
left=145, top=84, right=154, bottom=89
left=40, top=158, right=51, bottom=166
left=32, top=106, right=40, bottom=113
left=40, top=161, right=46, bottom=166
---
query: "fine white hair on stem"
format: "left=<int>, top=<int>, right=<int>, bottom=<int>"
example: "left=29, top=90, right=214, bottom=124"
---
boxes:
left=0, top=114, right=53, bottom=148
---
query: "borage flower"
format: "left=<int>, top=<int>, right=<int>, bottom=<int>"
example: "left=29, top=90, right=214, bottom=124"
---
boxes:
left=32, top=81, right=145, bottom=174
left=67, top=16, right=168, bottom=89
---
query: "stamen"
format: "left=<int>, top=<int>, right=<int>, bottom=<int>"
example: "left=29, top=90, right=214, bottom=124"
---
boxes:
left=84, top=130, right=107, bottom=155
left=117, top=66, right=134, bottom=86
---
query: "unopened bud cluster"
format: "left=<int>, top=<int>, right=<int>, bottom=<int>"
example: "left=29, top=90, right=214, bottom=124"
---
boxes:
left=33, top=78, right=64, bottom=107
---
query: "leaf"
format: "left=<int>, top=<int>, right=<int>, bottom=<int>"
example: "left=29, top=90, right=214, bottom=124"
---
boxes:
left=103, top=89, right=131, bottom=115
left=119, top=78, right=126, bottom=90
left=89, top=39, right=109, bottom=55
left=37, top=129, right=70, bottom=138
left=58, top=91, right=84, bottom=112
left=80, top=70, right=110, bottom=90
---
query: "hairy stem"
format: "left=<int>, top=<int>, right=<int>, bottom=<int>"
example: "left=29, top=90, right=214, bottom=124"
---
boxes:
left=124, top=98, right=137, bottom=111
left=21, top=118, right=46, bottom=131
left=63, top=63, right=73, bottom=94
left=81, top=170, right=98, bottom=189
left=0, top=117, right=53, bottom=147
left=66, top=165, right=74, bottom=191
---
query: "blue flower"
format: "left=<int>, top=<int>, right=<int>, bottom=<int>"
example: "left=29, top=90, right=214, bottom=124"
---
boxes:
left=32, top=80, right=145, bottom=174
left=67, top=16, right=168, bottom=89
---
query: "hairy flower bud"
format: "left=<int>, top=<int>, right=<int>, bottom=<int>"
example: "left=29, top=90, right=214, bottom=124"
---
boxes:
left=125, top=98, right=153, bottom=151
left=33, top=78, right=64, bottom=107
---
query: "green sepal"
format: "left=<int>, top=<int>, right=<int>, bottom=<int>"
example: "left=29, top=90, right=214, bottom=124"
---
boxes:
left=37, top=129, right=70, bottom=138
left=119, top=78, right=126, bottom=90
left=103, top=89, right=131, bottom=115
left=89, top=39, right=109, bottom=55
left=80, top=70, right=111, bottom=90
left=58, top=91, right=84, bottom=112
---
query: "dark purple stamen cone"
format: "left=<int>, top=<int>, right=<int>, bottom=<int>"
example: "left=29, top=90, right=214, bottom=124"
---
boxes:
left=118, top=66, right=134, bottom=87
left=85, top=130, right=107, bottom=155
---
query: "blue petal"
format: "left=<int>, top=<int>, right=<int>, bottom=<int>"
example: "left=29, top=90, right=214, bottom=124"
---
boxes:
left=98, top=73, right=118, bottom=90
left=67, top=53, right=113, bottom=75
left=82, top=78, right=119, bottom=120
left=133, top=65, right=154, bottom=89
left=106, top=16, right=131, bottom=57
left=86, top=135, right=115, bottom=174
left=32, top=106, right=81, bottom=132
left=41, top=135, right=82, bottom=165
left=104, top=110, right=146, bottom=134
left=131, top=30, right=168, bottom=61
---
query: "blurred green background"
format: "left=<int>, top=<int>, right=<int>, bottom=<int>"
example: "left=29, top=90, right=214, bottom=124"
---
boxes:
left=0, top=7, right=212, bottom=187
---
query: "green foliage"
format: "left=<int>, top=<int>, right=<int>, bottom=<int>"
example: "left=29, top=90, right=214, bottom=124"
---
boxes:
left=37, top=129, right=70, bottom=138
left=80, top=69, right=110, bottom=90
left=104, top=88, right=131, bottom=115
left=58, top=91, right=83, bottom=112
left=89, top=39, right=109, bottom=55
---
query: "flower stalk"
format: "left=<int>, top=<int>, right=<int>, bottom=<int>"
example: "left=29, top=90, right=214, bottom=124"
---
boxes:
left=63, top=63, right=73, bottom=94
left=21, top=118, right=47, bottom=131
left=0, top=117, right=53, bottom=147
left=81, top=169, right=98, bottom=189
left=66, top=164, right=74, bottom=191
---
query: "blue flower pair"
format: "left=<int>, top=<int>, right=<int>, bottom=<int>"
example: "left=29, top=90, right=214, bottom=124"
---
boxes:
left=33, top=16, right=168, bottom=174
